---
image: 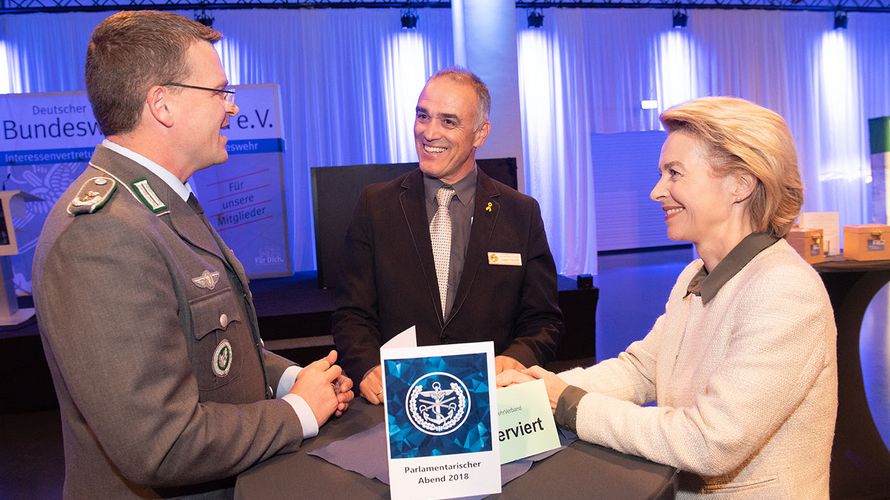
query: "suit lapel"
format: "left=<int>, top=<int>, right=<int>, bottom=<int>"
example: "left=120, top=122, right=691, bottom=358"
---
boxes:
left=399, top=170, right=446, bottom=324
left=446, top=171, right=500, bottom=326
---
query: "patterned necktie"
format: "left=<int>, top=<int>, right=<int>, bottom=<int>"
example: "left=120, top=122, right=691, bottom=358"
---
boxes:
left=430, top=186, right=456, bottom=318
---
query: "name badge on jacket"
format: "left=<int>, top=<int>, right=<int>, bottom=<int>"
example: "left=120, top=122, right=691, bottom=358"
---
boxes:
left=488, top=252, right=522, bottom=266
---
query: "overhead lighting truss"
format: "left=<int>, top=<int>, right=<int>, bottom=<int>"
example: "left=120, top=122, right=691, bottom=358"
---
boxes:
left=0, top=1, right=448, bottom=15
left=518, top=0, right=889, bottom=11
left=1, top=0, right=888, bottom=14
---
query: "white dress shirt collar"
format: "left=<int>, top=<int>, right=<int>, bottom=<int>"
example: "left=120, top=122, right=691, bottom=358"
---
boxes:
left=102, top=139, right=193, bottom=202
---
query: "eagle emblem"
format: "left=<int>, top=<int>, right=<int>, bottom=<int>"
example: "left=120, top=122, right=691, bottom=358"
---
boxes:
left=192, top=270, right=221, bottom=290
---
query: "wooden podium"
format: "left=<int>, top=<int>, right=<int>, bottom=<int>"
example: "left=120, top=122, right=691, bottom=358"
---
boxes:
left=0, top=190, right=40, bottom=326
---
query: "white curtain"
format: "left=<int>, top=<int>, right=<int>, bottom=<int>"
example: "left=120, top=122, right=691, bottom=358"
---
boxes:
left=516, top=8, right=890, bottom=274
left=209, top=9, right=454, bottom=270
left=2, top=8, right=889, bottom=278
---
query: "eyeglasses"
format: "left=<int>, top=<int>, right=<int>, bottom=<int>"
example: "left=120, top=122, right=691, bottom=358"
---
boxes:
left=163, top=83, right=236, bottom=104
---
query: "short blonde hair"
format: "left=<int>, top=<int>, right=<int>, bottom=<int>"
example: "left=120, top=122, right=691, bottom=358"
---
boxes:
left=660, top=97, right=803, bottom=238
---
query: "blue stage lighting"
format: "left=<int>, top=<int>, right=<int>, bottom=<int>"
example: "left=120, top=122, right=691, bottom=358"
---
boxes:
left=834, top=11, right=848, bottom=30
left=672, top=9, right=688, bottom=29
left=401, top=9, right=418, bottom=30
left=527, top=9, right=544, bottom=29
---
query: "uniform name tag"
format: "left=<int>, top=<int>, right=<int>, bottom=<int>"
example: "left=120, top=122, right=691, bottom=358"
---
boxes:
left=488, top=252, right=522, bottom=266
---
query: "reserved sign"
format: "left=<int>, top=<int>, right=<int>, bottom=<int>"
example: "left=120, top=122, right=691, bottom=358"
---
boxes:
left=496, top=379, right=561, bottom=464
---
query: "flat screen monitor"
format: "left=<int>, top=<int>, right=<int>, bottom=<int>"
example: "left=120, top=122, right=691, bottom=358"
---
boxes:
left=311, top=158, right=518, bottom=289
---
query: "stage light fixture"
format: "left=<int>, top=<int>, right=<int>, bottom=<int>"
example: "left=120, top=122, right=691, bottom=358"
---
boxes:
left=834, top=10, right=848, bottom=30
left=527, top=9, right=544, bottom=29
left=401, top=9, right=418, bottom=30
left=195, top=9, right=214, bottom=28
left=672, top=8, right=688, bottom=29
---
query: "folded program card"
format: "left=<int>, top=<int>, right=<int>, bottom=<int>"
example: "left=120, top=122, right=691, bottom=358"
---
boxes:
left=381, top=341, right=501, bottom=500
left=383, top=325, right=417, bottom=349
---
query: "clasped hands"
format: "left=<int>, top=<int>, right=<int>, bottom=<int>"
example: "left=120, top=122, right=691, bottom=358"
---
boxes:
left=359, top=355, right=529, bottom=405
left=288, top=350, right=354, bottom=427
left=496, top=365, right=568, bottom=413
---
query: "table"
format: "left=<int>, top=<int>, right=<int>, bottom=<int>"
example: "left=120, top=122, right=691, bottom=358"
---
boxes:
left=813, top=258, right=890, bottom=499
left=235, top=400, right=677, bottom=499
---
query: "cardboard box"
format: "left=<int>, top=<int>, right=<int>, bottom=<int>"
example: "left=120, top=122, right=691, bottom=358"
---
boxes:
left=788, top=227, right=825, bottom=264
left=844, top=224, right=890, bottom=261
left=799, top=212, right=840, bottom=255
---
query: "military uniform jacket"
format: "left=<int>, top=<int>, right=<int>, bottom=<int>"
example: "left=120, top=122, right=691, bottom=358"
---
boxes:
left=332, top=168, right=564, bottom=383
left=33, top=145, right=303, bottom=499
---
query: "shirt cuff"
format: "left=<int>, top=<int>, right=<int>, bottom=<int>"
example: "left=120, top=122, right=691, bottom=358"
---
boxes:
left=276, top=365, right=301, bottom=398
left=278, top=366, right=318, bottom=438
left=282, top=393, right=319, bottom=439
left=555, top=385, right=587, bottom=433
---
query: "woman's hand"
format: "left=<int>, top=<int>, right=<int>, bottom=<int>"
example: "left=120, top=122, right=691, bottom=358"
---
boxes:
left=523, top=365, right=569, bottom=412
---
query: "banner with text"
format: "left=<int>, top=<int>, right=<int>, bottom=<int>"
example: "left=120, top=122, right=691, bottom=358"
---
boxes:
left=0, top=84, right=289, bottom=293
left=0, top=91, right=98, bottom=293
left=190, top=84, right=291, bottom=277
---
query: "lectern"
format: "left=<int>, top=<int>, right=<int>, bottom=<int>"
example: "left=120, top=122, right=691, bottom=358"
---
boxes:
left=0, top=190, right=39, bottom=326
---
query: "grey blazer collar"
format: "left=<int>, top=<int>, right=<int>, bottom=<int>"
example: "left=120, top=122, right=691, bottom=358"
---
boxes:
left=87, top=145, right=228, bottom=266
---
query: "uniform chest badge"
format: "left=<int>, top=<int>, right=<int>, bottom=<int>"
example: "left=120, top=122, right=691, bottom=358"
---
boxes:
left=212, top=339, right=233, bottom=377
left=192, top=270, right=221, bottom=290
left=407, top=372, right=470, bottom=435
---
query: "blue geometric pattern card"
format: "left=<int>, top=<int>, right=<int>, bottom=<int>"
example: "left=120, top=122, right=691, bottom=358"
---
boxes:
left=381, top=341, right=501, bottom=500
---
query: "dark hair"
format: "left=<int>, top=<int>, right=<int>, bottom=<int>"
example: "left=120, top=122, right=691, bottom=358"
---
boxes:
left=85, top=10, right=221, bottom=136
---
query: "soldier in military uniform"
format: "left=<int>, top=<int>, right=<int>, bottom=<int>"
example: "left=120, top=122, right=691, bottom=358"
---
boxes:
left=32, top=11, right=353, bottom=498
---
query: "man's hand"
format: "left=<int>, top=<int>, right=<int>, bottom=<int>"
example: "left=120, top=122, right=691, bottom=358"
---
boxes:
left=495, top=355, right=526, bottom=374
left=496, top=368, right=535, bottom=387
left=523, top=365, right=569, bottom=412
left=332, top=371, right=354, bottom=417
left=289, top=350, right=350, bottom=427
left=359, top=365, right=385, bottom=405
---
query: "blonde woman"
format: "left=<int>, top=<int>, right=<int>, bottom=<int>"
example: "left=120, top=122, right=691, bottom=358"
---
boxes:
left=499, top=97, right=837, bottom=498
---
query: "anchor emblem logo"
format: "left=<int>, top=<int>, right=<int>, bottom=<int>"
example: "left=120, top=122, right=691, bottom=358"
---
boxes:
left=406, top=372, right=470, bottom=436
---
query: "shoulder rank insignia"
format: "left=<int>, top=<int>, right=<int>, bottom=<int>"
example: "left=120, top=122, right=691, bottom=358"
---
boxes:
left=131, top=178, right=167, bottom=213
left=67, top=177, right=117, bottom=216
